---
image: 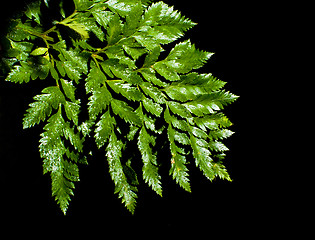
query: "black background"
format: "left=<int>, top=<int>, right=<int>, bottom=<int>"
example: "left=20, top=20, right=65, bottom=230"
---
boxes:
left=0, top=0, right=255, bottom=231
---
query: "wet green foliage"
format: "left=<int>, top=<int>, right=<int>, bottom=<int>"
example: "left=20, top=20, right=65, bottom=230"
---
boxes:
left=1, top=0, right=238, bottom=214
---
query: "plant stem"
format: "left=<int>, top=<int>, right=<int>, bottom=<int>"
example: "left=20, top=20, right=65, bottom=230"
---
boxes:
left=91, top=55, right=100, bottom=69
left=96, top=36, right=133, bottom=54
left=43, top=26, right=56, bottom=35
left=43, top=10, right=78, bottom=35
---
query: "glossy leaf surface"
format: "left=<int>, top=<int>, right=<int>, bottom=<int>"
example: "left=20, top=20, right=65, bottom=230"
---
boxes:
left=1, top=0, right=238, bottom=215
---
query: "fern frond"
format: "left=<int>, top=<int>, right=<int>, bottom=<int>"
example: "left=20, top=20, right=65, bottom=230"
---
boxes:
left=3, top=0, right=238, bottom=215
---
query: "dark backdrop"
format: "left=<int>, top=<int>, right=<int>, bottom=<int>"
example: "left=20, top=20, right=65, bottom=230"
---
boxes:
left=1, top=0, right=249, bottom=230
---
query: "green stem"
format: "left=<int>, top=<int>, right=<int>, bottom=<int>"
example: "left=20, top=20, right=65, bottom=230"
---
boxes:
left=97, top=36, right=133, bottom=54
left=43, top=38, right=50, bottom=48
left=43, top=26, right=56, bottom=36
left=56, top=78, right=60, bottom=88
left=18, top=26, right=54, bottom=42
left=43, top=10, right=77, bottom=34
left=57, top=11, right=78, bottom=25
left=106, top=79, right=124, bottom=82
left=91, top=55, right=100, bottom=69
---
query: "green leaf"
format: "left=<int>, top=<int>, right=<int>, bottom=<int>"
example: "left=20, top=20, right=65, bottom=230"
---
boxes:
left=59, top=1, right=66, bottom=18
left=60, top=78, right=76, bottom=102
left=92, top=10, right=114, bottom=29
left=73, top=0, right=93, bottom=11
left=50, top=169, right=75, bottom=215
left=157, top=40, right=213, bottom=75
left=105, top=45, right=137, bottom=69
left=140, top=82, right=165, bottom=104
left=78, top=120, right=95, bottom=138
left=56, top=61, right=66, bottom=78
left=122, top=40, right=146, bottom=60
left=133, top=32, right=159, bottom=51
left=136, top=106, right=163, bottom=134
left=167, top=125, right=191, bottom=192
left=23, top=96, right=52, bottom=129
left=140, top=68, right=167, bottom=87
left=143, top=2, right=195, bottom=30
left=106, top=0, right=142, bottom=18
left=63, top=121, right=84, bottom=152
left=184, top=91, right=239, bottom=117
left=180, top=73, right=227, bottom=91
left=30, top=61, right=50, bottom=80
left=5, top=64, right=32, bottom=83
left=39, top=108, right=82, bottom=214
left=53, top=41, right=89, bottom=76
left=30, top=47, right=48, bottom=56
left=164, top=108, right=189, bottom=131
left=109, top=63, right=143, bottom=84
left=6, top=20, right=34, bottom=41
left=173, top=129, right=190, bottom=146
left=107, top=81, right=144, bottom=101
left=59, top=61, right=81, bottom=83
left=88, top=85, right=112, bottom=119
left=64, top=101, right=80, bottom=126
left=142, top=0, right=154, bottom=6
left=23, top=86, right=65, bottom=129
left=77, top=16, right=106, bottom=41
left=9, top=40, right=34, bottom=60
left=209, top=129, right=234, bottom=141
left=42, top=86, right=66, bottom=108
left=67, top=50, right=89, bottom=75
left=44, top=0, right=49, bottom=7
left=106, top=133, right=138, bottom=213
left=153, top=61, right=180, bottom=81
left=190, top=126, right=208, bottom=139
left=138, top=126, right=162, bottom=196
left=164, top=73, right=226, bottom=102
left=143, top=46, right=160, bottom=67
left=25, top=0, right=41, bottom=24
left=190, top=132, right=215, bottom=181
left=167, top=101, right=192, bottom=119
left=111, top=99, right=142, bottom=126
left=142, top=98, right=163, bottom=117
left=142, top=1, right=195, bottom=44
left=60, top=21, right=90, bottom=39
left=212, top=162, right=232, bottom=181
left=106, top=14, right=123, bottom=45
left=194, top=113, right=232, bottom=131
left=85, top=63, right=107, bottom=93
left=40, top=110, right=66, bottom=174
left=209, top=141, right=229, bottom=152
left=124, top=2, right=143, bottom=36
left=95, top=111, right=116, bottom=148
